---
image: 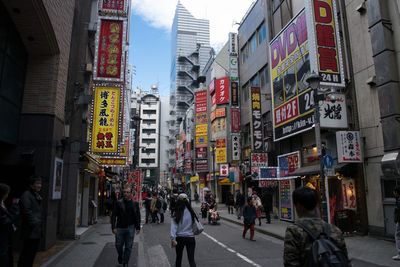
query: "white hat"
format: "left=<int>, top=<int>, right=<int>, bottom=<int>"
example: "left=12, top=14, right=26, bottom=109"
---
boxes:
left=178, top=193, right=188, bottom=201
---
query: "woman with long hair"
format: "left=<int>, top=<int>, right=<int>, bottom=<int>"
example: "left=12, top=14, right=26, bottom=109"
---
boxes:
left=170, top=193, right=197, bottom=267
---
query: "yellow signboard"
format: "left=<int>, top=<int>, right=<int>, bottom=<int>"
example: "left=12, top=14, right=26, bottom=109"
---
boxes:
left=216, top=147, right=227, bottom=163
left=91, top=86, right=121, bottom=154
left=196, top=124, right=208, bottom=136
left=190, top=176, right=199, bottom=183
left=195, top=135, right=208, bottom=146
left=99, top=157, right=126, bottom=166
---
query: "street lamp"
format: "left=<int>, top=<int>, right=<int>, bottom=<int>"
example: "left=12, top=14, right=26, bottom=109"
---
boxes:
left=306, top=72, right=329, bottom=222
left=210, top=140, right=217, bottom=202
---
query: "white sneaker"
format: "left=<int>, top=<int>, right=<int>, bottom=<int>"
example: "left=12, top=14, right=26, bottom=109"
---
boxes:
left=392, top=255, right=400, bottom=260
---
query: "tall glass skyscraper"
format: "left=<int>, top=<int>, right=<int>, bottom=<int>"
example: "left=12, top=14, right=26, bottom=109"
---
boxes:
left=168, top=1, right=211, bottom=171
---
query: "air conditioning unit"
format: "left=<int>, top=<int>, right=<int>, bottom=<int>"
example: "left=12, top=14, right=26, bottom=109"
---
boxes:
left=85, top=63, right=93, bottom=73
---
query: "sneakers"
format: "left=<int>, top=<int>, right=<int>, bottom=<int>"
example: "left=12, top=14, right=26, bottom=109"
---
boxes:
left=392, top=255, right=400, bottom=260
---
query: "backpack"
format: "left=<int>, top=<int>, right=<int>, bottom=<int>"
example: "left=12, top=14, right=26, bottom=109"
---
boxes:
left=296, top=222, right=349, bottom=267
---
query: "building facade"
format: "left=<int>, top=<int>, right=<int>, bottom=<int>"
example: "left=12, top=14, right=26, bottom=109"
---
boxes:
left=138, top=86, right=161, bottom=186
left=169, top=2, right=211, bottom=183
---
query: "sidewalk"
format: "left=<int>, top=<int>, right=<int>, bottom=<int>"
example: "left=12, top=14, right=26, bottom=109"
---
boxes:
left=214, top=204, right=398, bottom=267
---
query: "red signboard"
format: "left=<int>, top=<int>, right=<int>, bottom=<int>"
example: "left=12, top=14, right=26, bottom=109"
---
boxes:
left=231, top=108, right=241, bottom=133
left=95, top=19, right=124, bottom=80
left=211, top=93, right=216, bottom=106
left=196, top=147, right=207, bottom=158
left=215, top=77, right=229, bottom=105
left=101, top=0, right=126, bottom=12
left=195, top=90, right=207, bottom=113
left=274, top=97, right=299, bottom=126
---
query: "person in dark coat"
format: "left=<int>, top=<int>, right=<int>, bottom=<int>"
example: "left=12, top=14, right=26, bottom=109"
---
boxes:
left=111, top=187, right=141, bottom=267
left=227, top=192, right=235, bottom=214
left=0, top=183, right=19, bottom=267
left=261, top=189, right=273, bottom=224
left=242, top=197, right=256, bottom=241
left=235, top=190, right=245, bottom=220
left=18, top=176, right=43, bottom=267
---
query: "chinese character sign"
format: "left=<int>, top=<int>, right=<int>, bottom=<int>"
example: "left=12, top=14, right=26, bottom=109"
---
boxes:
left=269, top=9, right=315, bottom=141
left=231, top=134, right=241, bottom=161
left=251, top=87, right=263, bottom=152
left=195, top=90, right=207, bottom=113
left=215, top=77, right=229, bottom=105
left=306, top=0, right=345, bottom=87
left=251, top=152, right=268, bottom=167
left=91, top=86, right=121, bottom=154
left=94, top=19, right=125, bottom=81
left=231, top=108, right=241, bottom=133
left=216, top=138, right=227, bottom=163
left=336, top=131, right=362, bottom=163
left=319, top=93, right=348, bottom=128
left=100, top=0, right=127, bottom=15
left=278, top=151, right=301, bottom=176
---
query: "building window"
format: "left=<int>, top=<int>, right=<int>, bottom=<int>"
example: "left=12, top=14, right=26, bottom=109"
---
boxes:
left=257, top=23, right=267, bottom=45
left=142, top=119, right=156, bottom=125
left=142, top=138, right=156, bottom=144
left=142, top=129, right=156, bottom=135
left=242, top=83, right=249, bottom=103
left=241, top=44, right=249, bottom=64
left=250, top=74, right=259, bottom=87
left=143, top=110, right=157, bottom=115
left=249, top=34, right=257, bottom=54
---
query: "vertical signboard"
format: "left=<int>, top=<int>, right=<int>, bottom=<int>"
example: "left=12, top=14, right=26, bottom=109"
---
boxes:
left=231, top=81, right=239, bottom=106
left=305, top=0, right=345, bottom=88
left=216, top=138, right=227, bottom=163
left=231, top=134, right=241, bottom=161
left=231, top=108, right=241, bottom=133
left=250, top=87, right=263, bottom=152
left=90, top=86, right=122, bottom=154
left=336, top=131, right=362, bottom=163
left=215, top=77, right=230, bottom=105
left=94, top=18, right=127, bottom=82
left=195, top=89, right=209, bottom=172
left=195, top=90, right=207, bottom=113
left=319, top=93, right=348, bottom=128
left=279, top=179, right=295, bottom=221
left=269, top=9, right=314, bottom=141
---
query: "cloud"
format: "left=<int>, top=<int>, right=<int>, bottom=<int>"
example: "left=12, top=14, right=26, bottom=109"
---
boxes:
left=131, top=0, right=255, bottom=48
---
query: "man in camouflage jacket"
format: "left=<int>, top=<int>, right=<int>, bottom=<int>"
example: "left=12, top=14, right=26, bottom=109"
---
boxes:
left=283, top=187, right=350, bottom=266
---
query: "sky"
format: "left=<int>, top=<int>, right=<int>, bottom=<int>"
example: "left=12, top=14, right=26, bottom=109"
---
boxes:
left=129, top=0, right=255, bottom=96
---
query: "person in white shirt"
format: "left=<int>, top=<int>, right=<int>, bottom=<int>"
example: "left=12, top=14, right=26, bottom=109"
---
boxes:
left=170, top=193, right=197, bottom=267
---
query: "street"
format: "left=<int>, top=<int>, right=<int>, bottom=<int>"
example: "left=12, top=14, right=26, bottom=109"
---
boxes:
left=43, top=208, right=389, bottom=267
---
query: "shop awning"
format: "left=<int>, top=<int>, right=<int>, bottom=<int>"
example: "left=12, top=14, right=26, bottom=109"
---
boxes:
left=290, top=165, right=320, bottom=176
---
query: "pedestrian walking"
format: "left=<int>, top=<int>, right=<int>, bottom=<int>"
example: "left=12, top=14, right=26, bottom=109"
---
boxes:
left=150, top=193, right=161, bottom=224
left=393, top=186, right=400, bottom=260
left=235, top=190, right=245, bottom=220
left=144, top=194, right=152, bottom=224
left=169, top=189, right=179, bottom=216
left=252, top=191, right=263, bottom=226
left=170, top=193, right=197, bottom=267
left=18, top=176, right=43, bottom=267
left=283, top=187, right=351, bottom=267
left=227, top=192, right=235, bottom=214
left=158, top=195, right=167, bottom=223
left=261, top=189, right=273, bottom=224
left=242, top=197, right=256, bottom=241
left=111, top=187, right=141, bottom=267
left=0, top=183, right=19, bottom=267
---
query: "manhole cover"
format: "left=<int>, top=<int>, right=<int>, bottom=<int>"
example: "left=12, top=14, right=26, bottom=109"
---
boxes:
left=81, top=241, right=97, bottom=245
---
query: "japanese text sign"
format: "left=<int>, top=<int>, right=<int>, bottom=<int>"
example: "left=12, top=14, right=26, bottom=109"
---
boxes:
left=195, top=124, right=208, bottom=136
left=319, top=93, right=348, bottom=128
left=269, top=9, right=314, bottom=141
left=336, top=131, right=362, bottom=163
left=306, top=0, right=345, bottom=87
left=278, top=151, right=301, bottom=176
left=231, top=108, right=241, bottom=133
left=231, top=134, right=241, bottom=161
left=251, top=152, right=268, bottom=167
left=216, top=138, right=227, bottom=163
left=251, top=87, right=263, bottom=152
left=231, top=81, right=239, bottom=106
left=99, top=0, right=128, bottom=16
left=94, top=19, right=126, bottom=82
left=220, top=164, right=229, bottom=177
left=215, top=77, right=230, bottom=105
left=91, top=86, right=121, bottom=154
left=99, top=157, right=126, bottom=166
left=195, top=90, right=207, bottom=113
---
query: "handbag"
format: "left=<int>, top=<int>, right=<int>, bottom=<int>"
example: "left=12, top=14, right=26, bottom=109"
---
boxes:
left=192, top=213, right=204, bottom=235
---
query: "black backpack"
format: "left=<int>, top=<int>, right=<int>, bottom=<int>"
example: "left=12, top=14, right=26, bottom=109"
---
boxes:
left=296, top=222, right=349, bottom=267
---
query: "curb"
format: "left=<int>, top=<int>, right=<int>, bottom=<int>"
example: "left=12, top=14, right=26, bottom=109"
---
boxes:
left=220, top=215, right=285, bottom=241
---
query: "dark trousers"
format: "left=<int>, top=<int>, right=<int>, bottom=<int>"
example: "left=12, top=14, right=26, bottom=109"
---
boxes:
left=151, top=211, right=159, bottom=223
left=115, top=226, right=135, bottom=264
left=265, top=210, right=271, bottom=223
left=242, top=223, right=255, bottom=240
left=145, top=209, right=151, bottom=223
left=159, top=213, right=164, bottom=223
left=228, top=205, right=234, bottom=214
left=18, top=238, right=40, bottom=267
left=175, top=236, right=196, bottom=267
left=0, top=237, right=13, bottom=267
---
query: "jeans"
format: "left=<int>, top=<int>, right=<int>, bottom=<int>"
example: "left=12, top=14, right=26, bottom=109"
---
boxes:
left=396, top=223, right=400, bottom=254
left=175, top=236, right=196, bottom=267
left=242, top=223, right=255, bottom=240
left=115, top=226, right=135, bottom=264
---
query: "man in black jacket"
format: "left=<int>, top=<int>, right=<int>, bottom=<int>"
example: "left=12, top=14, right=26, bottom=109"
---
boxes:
left=111, top=187, right=141, bottom=267
left=18, top=176, right=42, bottom=267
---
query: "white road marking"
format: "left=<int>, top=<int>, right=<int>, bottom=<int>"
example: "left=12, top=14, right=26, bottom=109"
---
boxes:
left=202, top=232, right=262, bottom=267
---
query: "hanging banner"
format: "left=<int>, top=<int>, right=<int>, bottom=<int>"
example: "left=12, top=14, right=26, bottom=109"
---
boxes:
left=94, top=18, right=126, bottom=82
left=195, top=90, right=207, bottom=113
left=90, top=86, right=122, bottom=155
left=305, top=0, right=345, bottom=88
left=342, top=178, right=357, bottom=210
left=269, top=9, right=314, bottom=141
left=215, top=77, right=229, bottom=105
left=99, top=0, right=128, bottom=16
left=215, top=107, right=226, bottom=118
left=336, top=131, right=362, bottom=163
left=231, top=134, right=241, bottom=161
left=231, top=81, right=239, bottom=106
left=228, top=32, right=238, bottom=55
left=250, top=87, right=263, bottom=152
left=319, top=93, right=348, bottom=128
left=195, top=124, right=208, bottom=136
left=231, top=108, right=241, bottom=133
